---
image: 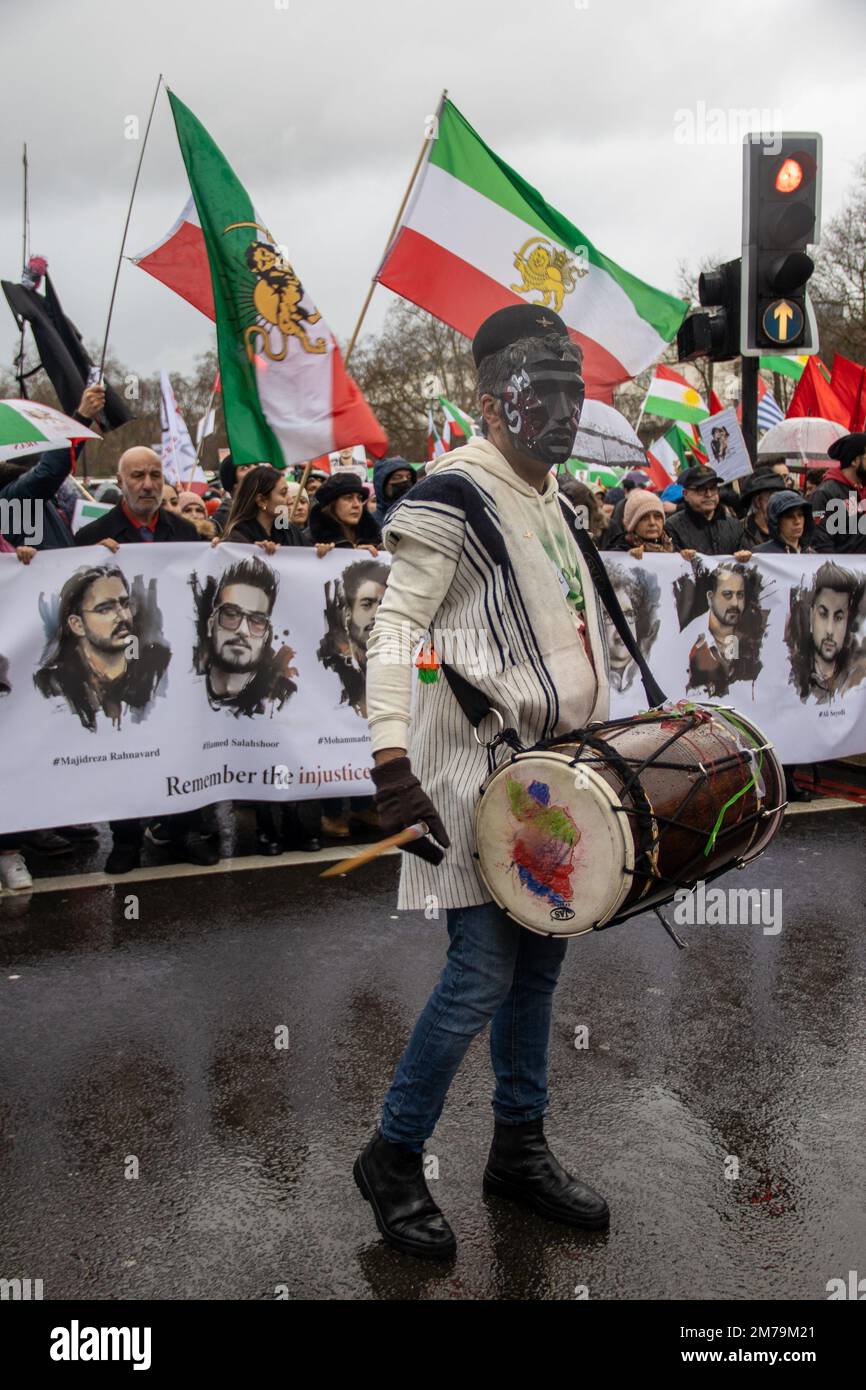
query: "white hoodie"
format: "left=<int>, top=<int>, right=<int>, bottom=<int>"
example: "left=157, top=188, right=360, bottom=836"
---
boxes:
left=367, top=436, right=609, bottom=911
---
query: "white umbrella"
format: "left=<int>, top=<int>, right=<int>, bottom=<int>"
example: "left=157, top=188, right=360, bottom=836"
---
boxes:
left=0, top=399, right=99, bottom=462
left=757, top=416, right=847, bottom=463
left=572, top=399, right=647, bottom=468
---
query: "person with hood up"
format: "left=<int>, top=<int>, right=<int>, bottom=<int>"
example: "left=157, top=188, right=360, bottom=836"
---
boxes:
left=809, top=433, right=866, bottom=554
left=754, top=491, right=816, bottom=554
left=372, top=456, right=416, bottom=529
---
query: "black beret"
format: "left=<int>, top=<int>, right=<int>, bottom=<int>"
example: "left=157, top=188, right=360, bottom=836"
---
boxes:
left=472, top=304, right=571, bottom=367
left=679, top=465, right=720, bottom=490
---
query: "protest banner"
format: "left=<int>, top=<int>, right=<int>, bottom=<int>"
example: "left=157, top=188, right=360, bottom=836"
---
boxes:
left=1, top=545, right=865, bottom=833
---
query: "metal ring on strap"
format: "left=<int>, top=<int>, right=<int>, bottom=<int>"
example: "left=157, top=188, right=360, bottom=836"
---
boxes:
left=473, top=707, right=505, bottom=747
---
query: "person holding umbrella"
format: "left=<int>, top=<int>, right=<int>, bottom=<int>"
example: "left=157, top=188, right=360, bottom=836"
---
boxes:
left=0, top=384, right=104, bottom=549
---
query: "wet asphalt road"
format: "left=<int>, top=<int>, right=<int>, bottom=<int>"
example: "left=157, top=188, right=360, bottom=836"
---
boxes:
left=1, top=807, right=865, bottom=1302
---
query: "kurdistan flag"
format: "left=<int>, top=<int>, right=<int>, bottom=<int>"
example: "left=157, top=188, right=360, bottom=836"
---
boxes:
left=167, top=91, right=386, bottom=468
left=377, top=99, right=687, bottom=401
left=641, top=364, right=709, bottom=424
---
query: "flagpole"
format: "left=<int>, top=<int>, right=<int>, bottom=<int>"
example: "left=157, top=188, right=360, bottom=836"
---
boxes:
left=99, top=74, right=164, bottom=377
left=16, top=144, right=29, bottom=397
left=344, top=88, right=448, bottom=366
left=191, top=370, right=219, bottom=488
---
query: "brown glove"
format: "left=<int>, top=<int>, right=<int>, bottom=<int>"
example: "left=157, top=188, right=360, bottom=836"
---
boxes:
left=370, top=756, right=450, bottom=865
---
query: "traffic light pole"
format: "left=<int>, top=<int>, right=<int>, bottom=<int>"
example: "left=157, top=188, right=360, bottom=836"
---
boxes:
left=741, top=355, right=759, bottom=466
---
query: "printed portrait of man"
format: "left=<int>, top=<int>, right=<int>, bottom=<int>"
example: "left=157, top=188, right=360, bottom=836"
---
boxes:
left=786, top=561, right=866, bottom=705
left=710, top=426, right=730, bottom=464
left=601, top=561, right=661, bottom=696
left=34, top=564, right=170, bottom=731
left=317, top=558, right=389, bottom=719
left=675, top=560, right=767, bottom=699
left=190, top=555, right=297, bottom=718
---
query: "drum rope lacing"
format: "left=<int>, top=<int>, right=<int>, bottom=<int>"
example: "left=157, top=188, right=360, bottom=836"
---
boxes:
left=489, top=706, right=777, bottom=922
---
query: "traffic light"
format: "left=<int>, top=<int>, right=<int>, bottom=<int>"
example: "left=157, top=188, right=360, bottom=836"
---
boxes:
left=677, top=258, right=741, bottom=363
left=741, top=132, right=822, bottom=355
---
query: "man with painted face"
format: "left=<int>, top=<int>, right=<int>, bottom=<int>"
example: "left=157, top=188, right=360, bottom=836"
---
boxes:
left=354, top=305, right=612, bottom=1260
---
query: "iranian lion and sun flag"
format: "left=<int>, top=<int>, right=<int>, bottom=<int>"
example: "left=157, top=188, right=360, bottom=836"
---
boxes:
left=133, top=91, right=689, bottom=468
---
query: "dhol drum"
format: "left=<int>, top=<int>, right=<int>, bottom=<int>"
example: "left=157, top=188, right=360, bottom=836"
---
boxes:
left=473, top=703, right=785, bottom=937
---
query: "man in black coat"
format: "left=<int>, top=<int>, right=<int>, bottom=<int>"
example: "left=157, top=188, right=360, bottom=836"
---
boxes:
left=665, top=465, right=750, bottom=557
left=75, top=447, right=199, bottom=548
left=0, top=384, right=105, bottom=551
left=738, top=470, right=787, bottom=550
left=74, top=445, right=212, bottom=874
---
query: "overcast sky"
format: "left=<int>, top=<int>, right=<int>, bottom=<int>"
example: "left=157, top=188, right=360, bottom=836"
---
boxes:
left=2, top=0, right=864, bottom=379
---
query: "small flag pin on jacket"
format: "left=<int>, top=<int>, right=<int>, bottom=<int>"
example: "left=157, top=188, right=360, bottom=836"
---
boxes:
left=415, top=642, right=440, bottom=684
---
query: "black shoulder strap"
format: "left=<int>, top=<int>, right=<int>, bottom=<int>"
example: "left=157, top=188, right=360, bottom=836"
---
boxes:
left=440, top=497, right=668, bottom=729
left=558, top=497, right=667, bottom=709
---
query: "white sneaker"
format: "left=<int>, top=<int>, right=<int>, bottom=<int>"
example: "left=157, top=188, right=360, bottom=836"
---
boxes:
left=0, top=852, right=33, bottom=891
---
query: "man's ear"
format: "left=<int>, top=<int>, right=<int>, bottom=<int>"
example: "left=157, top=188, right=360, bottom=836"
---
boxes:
left=479, top=394, right=501, bottom=431
left=68, top=614, right=85, bottom=638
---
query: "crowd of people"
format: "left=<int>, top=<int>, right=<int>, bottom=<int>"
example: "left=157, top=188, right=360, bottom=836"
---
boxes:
left=561, top=431, right=866, bottom=563
left=0, top=386, right=421, bottom=891
left=2, top=377, right=865, bottom=895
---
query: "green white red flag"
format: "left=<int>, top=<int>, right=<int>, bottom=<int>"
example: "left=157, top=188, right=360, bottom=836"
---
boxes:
left=157, top=91, right=386, bottom=468
left=377, top=99, right=686, bottom=402
left=438, top=395, right=474, bottom=446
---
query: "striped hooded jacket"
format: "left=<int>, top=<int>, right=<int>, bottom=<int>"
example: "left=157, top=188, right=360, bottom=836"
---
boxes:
left=366, top=437, right=610, bottom=911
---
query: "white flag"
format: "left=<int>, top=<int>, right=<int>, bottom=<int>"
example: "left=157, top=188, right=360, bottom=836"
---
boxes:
left=159, top=369, right=206, bottom=490
left=195, top=407, right=216, bottom=447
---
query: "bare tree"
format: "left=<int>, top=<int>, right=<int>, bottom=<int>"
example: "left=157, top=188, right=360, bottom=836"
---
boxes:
left=812, top=155, right=866, bottom=365
left=349, top=301, right=476, bottom=459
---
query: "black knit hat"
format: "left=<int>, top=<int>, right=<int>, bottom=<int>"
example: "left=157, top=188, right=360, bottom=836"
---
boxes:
left=314, top=471, right=367, bottom=510
left=471, top=304, right=570, bottom=367
left=827, top=432, right=866, bottom=468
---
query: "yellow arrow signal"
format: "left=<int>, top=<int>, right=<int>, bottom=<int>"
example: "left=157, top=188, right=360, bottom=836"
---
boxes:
left=773, top=301, right=794, bottom=342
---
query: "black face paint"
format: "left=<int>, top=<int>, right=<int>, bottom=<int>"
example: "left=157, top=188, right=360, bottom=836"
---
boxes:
left=498, top=349, right=585, bottom=467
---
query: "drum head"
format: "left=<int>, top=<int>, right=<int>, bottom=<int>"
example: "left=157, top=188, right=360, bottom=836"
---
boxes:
left=475, top=752, right=635, bottom=936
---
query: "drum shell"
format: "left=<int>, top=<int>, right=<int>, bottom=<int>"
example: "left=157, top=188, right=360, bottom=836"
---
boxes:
left=474, top=706, right=785, bottom=936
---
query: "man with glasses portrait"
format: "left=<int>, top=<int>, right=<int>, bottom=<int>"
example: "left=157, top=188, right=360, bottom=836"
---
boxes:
left=191, top=555, right=297, bottom=718
left=35, top=564, right=170, bottom=731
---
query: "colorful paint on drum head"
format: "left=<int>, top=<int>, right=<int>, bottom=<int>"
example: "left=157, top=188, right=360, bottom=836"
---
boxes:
left=475, top=754, right=635, bottom=937
left=475, top=703, right=785, bottom=939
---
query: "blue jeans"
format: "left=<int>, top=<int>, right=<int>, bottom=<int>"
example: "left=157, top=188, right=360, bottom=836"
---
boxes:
left=380, top=902, right=569, bottom=1151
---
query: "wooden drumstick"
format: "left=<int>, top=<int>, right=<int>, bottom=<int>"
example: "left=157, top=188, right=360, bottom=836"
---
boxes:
left=319, top=821, right=430, bottom=878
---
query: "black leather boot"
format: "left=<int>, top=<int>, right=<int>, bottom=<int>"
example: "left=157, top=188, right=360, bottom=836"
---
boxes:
left=483, top=1119, right=610, bottom=1230
left=354, top=1132, right=457, bottom=1260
